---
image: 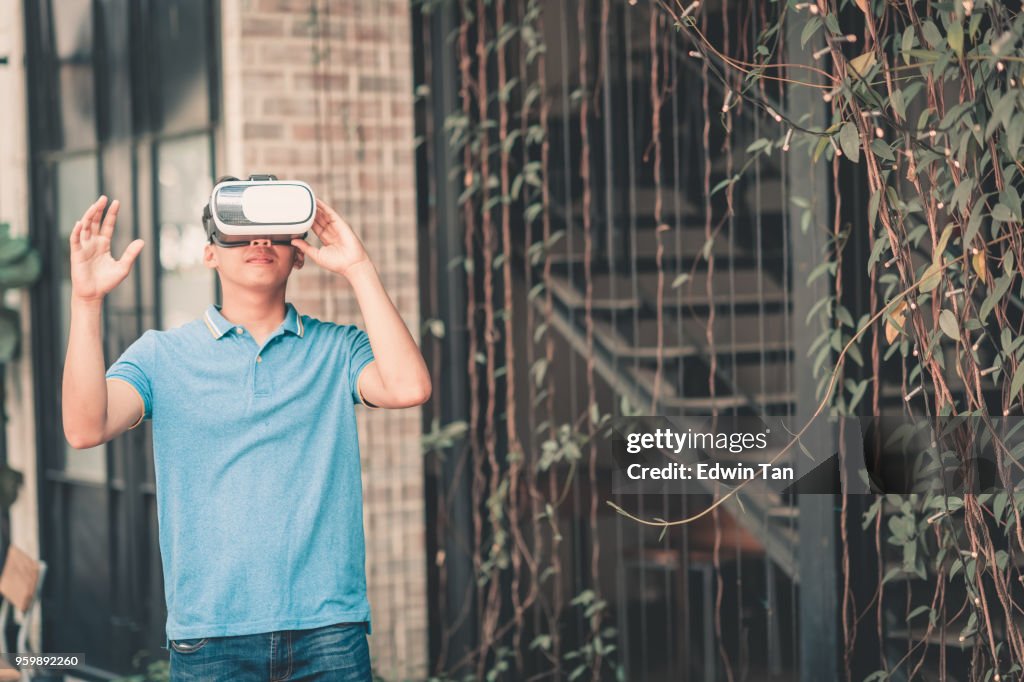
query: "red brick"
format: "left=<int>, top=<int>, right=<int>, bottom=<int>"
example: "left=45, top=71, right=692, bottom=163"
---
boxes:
left=291, top=16, right=346, bottom=39
left=260, top=44, right=317, bottom=66
left=262, top=97, right=319, bottom=117
left=358, top=75, right=401, bottom=94
left=244, top=122, right=284, bottom=139
left=242, top=16, right=285, bottom=37
left=292, top=72, right=349, bottom=91
left=262, top=145, right=321, bottom=166
left=390, top=100, right=412, bottom=119
left=242, top=70, right=286, bottom=91
left=257, top=0, right=312, bottom=12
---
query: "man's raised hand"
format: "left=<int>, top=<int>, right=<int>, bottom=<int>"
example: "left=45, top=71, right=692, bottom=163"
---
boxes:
left=69, top=196, right=145, bottom=303
left=290, top=198, right=372, bottom=279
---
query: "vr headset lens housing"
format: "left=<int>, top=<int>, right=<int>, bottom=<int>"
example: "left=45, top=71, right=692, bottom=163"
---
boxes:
left=205, top=178, right=315, bottom=247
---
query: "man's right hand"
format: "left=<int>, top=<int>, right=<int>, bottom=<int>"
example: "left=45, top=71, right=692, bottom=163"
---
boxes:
left=70, top=196, right=145, bottom=303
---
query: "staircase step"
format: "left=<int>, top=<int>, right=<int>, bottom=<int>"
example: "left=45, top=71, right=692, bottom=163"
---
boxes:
left=548, top=269, right=788, bottom=311
left=647, top=269, right=787, bottom=306
left=593, top=310, right=791, bottom=359
left=556, top=186, right=703, bottom=224
left=547, top=272, right=640, bottom=310
left=545, top=225, right=728, bottom=264
left=629, top=365, right=796, bottom=410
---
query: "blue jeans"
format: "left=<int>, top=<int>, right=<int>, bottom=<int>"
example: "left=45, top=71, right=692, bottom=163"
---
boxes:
left=168, top=622, right=372, bottom=681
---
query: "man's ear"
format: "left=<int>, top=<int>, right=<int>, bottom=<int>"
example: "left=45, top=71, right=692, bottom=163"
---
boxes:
left=203, top=243, right=219, bottom=270
left=292, top=249, right=305, bottom=270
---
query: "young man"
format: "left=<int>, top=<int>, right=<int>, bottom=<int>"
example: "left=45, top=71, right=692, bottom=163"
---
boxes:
left=62, top=188, right=431, bottom=681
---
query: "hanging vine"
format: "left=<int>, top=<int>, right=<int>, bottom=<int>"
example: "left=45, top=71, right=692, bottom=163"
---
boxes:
left=417, top=0, right=1024, bottom=680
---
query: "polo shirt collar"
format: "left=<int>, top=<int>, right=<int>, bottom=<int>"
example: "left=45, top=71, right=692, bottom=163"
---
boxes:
left=203, top=303, right=305, bottom=340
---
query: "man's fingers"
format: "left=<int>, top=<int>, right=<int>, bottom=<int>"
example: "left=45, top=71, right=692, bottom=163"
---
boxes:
left=90, top=196, right=108, bottom=233
left=118, top=239, right=145, bottom=270
left=316, top=198, right=351, bottom=231
left=70, top=221, right=83, bottom=249
left=310, top=220, right=328, bottom=241
left=291, top=239, right=319, bottom=264
left=100, top=199, right=120, bottom=238
left=78, top=196, right=103, bottom=227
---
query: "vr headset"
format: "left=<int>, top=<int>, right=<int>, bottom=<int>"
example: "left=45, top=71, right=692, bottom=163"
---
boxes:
left=202, top=174, right=315, bottom=248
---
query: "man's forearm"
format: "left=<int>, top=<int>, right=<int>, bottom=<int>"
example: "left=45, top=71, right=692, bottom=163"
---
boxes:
left=62, top=297, right=109, bottom=446
left=346, top=260, right=430, bottom=397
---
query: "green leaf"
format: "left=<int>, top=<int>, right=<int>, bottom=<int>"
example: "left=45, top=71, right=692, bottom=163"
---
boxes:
left=812, top=135, right=830, bottom=164
left=964, top=196, right=985, bottom=245
left=671, top=272, right=691, bottom=288
left=921, top=20, right=942, bottom=49
left=867, top=231, right=887, bottom=271
left=987, top=92, right=1019, bottom=140
left=801, top=16, right=822, bottom=50
left=711, top=174, right=738, bottom=196
left=980, top=273, right=1013, bottom=322
left=951, top=178, right=975, bottom=214
left=0, top=237, right=30, bottom=267
left=0, top=309, right=18, bottom=363
left=1009, top=114, right=1024, bottom=161
left=824, top=13, right=840, bottom=36
left=939, top=309, right=960, bottom=341
left=901, top=27, right=916, bottom=65
left=906, top=605, right=931, bottom=622
left=992, top=203, right=1016, bottom=222
left=1012, top=362, right=1024, bottom=398
left=0, top=250, right=40, bottom=289
left=947, top=20, right=963, bottom=59
left=934, top=223, right=954, bottom=259
left=890, top=89, right=906, bottom=120
left=746, top=138, right=771, bottom=153
left=919, top=262, right=943, bottom=292
left=848, top=51, right=877, bottom=77
left=870, top=139, right=894, bottom=162
left=839, top=122, right=860, bottom=162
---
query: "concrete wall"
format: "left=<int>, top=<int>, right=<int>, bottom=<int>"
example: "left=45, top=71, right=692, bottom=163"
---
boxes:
left=221, top=2, right=427, bottom=678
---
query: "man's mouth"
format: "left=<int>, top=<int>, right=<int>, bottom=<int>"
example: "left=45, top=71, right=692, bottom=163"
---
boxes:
left=246, top=255, right=275, bottom=264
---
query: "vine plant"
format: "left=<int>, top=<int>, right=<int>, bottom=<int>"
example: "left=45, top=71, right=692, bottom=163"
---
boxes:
left=418, top=0, right=1024, bottom=680
left=650, top=0, right=1024, bottom=679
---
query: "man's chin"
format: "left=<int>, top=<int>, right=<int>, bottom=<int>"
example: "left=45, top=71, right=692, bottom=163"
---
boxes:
left=224, top=273, right=292, bottom=291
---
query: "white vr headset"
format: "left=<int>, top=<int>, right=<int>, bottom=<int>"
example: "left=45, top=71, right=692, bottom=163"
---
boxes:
left=203, top=174, right=315, bottom=247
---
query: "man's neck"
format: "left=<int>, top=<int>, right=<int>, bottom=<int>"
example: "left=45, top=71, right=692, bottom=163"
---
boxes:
left=218, top=289, right=288, bottom=342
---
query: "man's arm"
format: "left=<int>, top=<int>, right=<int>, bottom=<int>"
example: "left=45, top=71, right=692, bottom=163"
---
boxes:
left=292, top=199, right=431, bottom=409
left=62, top=196, right=146, bottom=449
left=346, top=260, right=431, bottom=408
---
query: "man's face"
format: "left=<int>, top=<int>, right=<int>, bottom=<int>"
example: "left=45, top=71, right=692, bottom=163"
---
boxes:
left=203, top=238, right=304, bottom=291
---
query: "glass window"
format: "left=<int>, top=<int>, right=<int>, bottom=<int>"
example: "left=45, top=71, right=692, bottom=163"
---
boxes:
left=154, top=0, right=211, bottom=133
left=56, top=155, right=106, bottom=482
left=157, top=135, right=214, bottom=330
left=52, top=0, right=97, bottom=149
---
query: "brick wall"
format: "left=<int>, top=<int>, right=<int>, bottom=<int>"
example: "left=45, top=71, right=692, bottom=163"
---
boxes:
left=221, top=1, right=427, bottom=678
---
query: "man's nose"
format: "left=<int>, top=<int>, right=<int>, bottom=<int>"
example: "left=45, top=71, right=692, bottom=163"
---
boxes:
left=250, top=238, right=272, bottom=247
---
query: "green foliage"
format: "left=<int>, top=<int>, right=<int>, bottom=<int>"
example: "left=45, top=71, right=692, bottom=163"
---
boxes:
left=0, top=223, right=39, bottom=363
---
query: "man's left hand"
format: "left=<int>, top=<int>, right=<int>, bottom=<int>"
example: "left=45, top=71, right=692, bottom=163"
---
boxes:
left=291, top=198, right=373, bottom=279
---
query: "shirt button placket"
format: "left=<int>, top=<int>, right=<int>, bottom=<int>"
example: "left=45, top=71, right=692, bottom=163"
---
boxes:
left=254, top=349, right=271, bottom=396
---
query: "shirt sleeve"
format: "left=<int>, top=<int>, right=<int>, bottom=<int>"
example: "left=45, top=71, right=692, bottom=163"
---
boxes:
left=105, top=330, right=157, bottom=420
left=342, top=324, right=377, bottom=407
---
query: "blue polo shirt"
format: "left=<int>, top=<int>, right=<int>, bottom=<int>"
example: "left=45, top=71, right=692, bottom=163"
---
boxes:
left=105, top=303, right=376, bottom=641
